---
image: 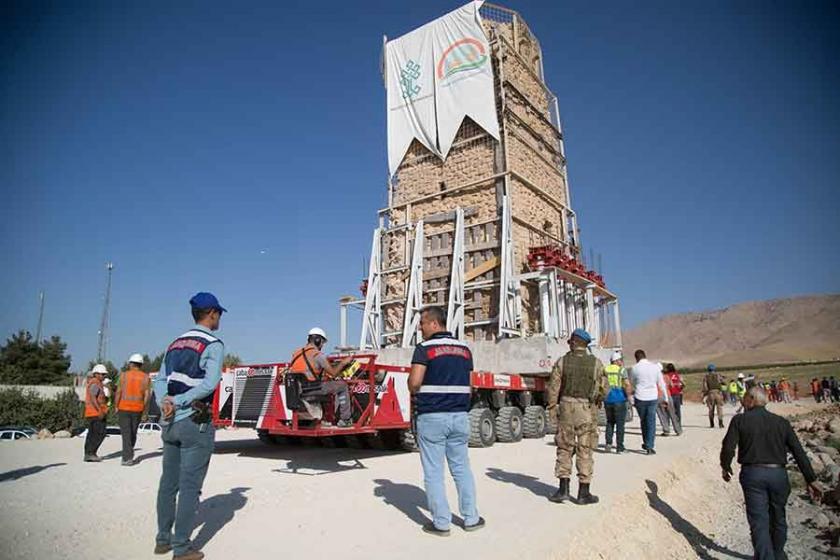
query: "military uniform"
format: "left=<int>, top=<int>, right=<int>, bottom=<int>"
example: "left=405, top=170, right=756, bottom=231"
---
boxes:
left=702, top=371, right=725, bottom=428
left=547, top=347, right=607, bottom=501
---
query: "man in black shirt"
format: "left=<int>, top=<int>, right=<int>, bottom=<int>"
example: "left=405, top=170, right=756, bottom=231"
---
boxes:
left=720, top=386, right=820, bottom=560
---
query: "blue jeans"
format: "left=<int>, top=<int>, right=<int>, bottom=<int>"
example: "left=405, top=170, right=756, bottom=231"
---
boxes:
left=740, top=466, right=791, bottom=560
left=416, top=412, right=479, bottom=530
left=156, top=419, right=215, bottom=555
left=634, top=399, right=658, bottom=451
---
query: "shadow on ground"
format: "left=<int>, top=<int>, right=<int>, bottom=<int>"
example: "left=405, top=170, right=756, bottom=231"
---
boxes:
left=0, top=463, right=66, bottom=483
left=485, top=467, right=555, bottom=498
left=193, top=487, right=250, bottom=550
left=215, top=438, right=400, bottom=475
left=373, top=479, right=430, bottom=526
left=645, top=480, right=751, bottom=560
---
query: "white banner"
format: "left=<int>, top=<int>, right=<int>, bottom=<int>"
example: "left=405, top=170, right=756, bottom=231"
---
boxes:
left=385, top=1, right=500, bottom=176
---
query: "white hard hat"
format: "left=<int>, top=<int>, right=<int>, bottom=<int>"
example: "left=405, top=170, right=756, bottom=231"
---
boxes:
left=92, top=364, right=108, bottom=375
left=128, top=353, right=144, bottom=364
left=737, top=373, right=745, bottom=379
left=308, top=327, right=327, bottom=340
left=610, top=351, right=623, bottom=362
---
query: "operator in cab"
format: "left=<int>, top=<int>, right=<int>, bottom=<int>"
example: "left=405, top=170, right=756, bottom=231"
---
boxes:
left=288, top=328, right=354, bottom=427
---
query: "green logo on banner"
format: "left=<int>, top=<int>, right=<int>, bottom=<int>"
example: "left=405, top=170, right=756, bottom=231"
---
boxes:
left=400, top=60, right=422, bottom=99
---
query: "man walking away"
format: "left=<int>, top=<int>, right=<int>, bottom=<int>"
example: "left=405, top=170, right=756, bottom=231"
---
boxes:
left=811, top=378, right=821, bottom=403
left=114, top=353, right=151, bottom=466
left=702, top=364, right=725, bottom=428
left=728, top=379, right=740, bottom=405
left=83, top=364, right=109, bottom=462
left=721, top=386, right=820, bottom=560
left=665, top=363, right=684, bottom=425
left=603, top=351, right=631, bottom=453
left=629, top=350, right=668, bottom=455
left=408, top=306, right=483, bottom=536
left=831, top=376, right=840, bottom=403
left=154, top=292, right=226, bottom=560
left=547, top=328, right=607, bottom=504
left=822, top=377, right=831, bottom=403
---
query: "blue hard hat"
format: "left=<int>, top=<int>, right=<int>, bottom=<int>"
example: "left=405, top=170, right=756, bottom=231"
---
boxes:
left=707, top=363, right=716, bottom=371
left=189, top=292, right=227, bottom=313
left=570, top=328, right=592, bottom=344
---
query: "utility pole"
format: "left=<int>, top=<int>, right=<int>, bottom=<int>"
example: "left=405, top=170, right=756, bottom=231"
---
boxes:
left=35, top=291, right=45, bottom=344
left=96, top=262, right=114, bottom=363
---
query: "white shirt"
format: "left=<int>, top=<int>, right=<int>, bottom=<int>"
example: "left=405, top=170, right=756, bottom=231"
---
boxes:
left=630, top=359, right=668, bottom=401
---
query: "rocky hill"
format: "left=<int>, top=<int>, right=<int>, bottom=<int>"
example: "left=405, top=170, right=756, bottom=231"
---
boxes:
left=622, top=294, right=840, bottom=367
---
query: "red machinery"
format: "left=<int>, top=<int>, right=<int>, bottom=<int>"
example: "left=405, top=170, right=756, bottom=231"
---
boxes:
left=212, top=353, right=552, bottom=450
left=526, top=245, right=606, bottom=288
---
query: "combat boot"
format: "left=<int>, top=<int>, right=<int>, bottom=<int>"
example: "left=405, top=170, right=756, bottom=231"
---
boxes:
left=718, top=419, right=724, bottom=428
left=577, top=483, right=599, bottom=505
left=549, top=478, right=571, bottom=503
left=709, top=417, right=714, bottom=428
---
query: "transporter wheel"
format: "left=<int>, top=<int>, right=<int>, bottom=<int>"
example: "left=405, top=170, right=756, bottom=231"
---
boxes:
left=469, top=408, right=496, bottom=448
left=495, top=406, right=523, bottom=443
left=400, top=429, right=418, bottom=452
left=345, top=434, right=366, bottom=449
left=545, top=409, right=558, bottom=435
left=522, top=405, right=546, bottom=438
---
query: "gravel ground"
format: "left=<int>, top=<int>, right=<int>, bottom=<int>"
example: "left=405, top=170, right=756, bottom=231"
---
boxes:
left=0, top=401, right=830, bottom=559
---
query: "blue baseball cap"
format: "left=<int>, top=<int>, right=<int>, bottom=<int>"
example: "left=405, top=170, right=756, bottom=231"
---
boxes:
left=570, top=328, right=592, bottom=344
left=189, top=292, right=227, bottom=313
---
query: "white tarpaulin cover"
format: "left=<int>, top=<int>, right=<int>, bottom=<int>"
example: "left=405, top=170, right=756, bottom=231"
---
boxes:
left=386, top=1, right=500, bottom=176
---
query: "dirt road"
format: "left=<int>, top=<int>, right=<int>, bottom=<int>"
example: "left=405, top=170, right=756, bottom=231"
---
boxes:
left=0, top=401, right=821, bottom=559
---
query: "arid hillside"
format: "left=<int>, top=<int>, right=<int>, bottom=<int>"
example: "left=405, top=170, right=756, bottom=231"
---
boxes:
left=622, top=294, right=840, bottom=367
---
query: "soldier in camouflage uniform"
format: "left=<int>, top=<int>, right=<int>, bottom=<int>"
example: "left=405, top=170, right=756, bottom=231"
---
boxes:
left=546, top=328, right=607, bottom=505
left=702, top=363, right=725, bottom=428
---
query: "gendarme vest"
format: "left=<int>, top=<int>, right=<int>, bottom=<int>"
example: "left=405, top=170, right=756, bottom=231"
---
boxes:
left=164, top=329, right=222, bottom=405
left=560, top=350, right=598, bottom=400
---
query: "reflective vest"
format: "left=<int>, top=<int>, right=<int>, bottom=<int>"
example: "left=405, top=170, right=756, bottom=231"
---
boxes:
left=117, top=368, right=148, bottom=413
left=84, top=378, right=106, bottom=418
left=737, top=382, right=746, bottom=398
left=728, top=381, right=738, bottom=394
left=164, top=328, right=223, bottom=405
left=289, top=345, right=325, bottom=382
left=604, top=364, right=626, bottom=404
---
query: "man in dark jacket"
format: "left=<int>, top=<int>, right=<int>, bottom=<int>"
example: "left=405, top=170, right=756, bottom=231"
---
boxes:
left=721, top=386, right=821, bottom=560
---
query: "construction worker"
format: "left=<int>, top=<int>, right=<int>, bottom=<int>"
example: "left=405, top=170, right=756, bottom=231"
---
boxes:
left=288, top=327, right=354, bottom=427
left=547, top=328, right=607, bottom=505
left=603, top=351, right=631, bottom=454
left=154, top=292, right=226, bottom=560
left=114, top=353, right=151, bottom=466
left=703, top=364, right=725, bottom=428
left=728, top=378, right=739, bottom=405
left=735, top=373, right=748, bottom=414
left=83, top=364, right=109, bottom=462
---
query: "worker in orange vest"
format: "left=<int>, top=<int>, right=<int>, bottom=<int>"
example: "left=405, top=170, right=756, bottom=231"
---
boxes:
left=113, top=353, right=151, bottom=466
left=83, top=364, right=109, bottom=462
left=289, top=327, right=354, bottom=427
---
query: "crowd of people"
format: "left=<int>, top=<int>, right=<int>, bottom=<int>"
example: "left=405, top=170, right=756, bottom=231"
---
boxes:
left=77, top=292, right=825, bottom=560
left=810, top=376, right=840, bottom=403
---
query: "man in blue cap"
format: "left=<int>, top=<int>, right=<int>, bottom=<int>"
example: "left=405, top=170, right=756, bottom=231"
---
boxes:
left=546, top=328, right=607, bottom=505
left=153, top=292, right=226, bottom=560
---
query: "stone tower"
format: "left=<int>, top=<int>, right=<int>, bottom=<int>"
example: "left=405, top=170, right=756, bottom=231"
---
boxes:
left=342, top=3, right=620, bottom=352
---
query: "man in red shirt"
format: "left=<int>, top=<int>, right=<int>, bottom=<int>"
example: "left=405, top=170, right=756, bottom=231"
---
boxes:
left=664, top=363, right=684, bottom=425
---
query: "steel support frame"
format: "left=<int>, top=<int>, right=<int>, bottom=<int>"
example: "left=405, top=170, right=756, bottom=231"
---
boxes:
left=498, top=180, right=521, bottom=337
left=401, top=221, right=425, bottom=347
left=447, top=208, right=465, bottom=339
left=359, top=228, right=382, bottom=350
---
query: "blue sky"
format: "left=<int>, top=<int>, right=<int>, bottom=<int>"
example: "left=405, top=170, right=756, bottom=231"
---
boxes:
left=2, top=0, right=838, bottom=369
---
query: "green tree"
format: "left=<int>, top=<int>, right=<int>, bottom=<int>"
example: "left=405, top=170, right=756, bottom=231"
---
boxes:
left=223, top=353, right=242, bottom=369
left=0, top=330, right=72, bottom=385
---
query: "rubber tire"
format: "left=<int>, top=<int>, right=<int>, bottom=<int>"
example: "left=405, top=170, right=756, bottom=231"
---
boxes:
left=522, top=405, right=546, bottom=438
left=400, top=430, right=418, bottom=452
left=469, top=408, right=496, bottom=448
left=545, top=409, right=558, bottom=435
left=495, top=406, right=523, bottom=443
